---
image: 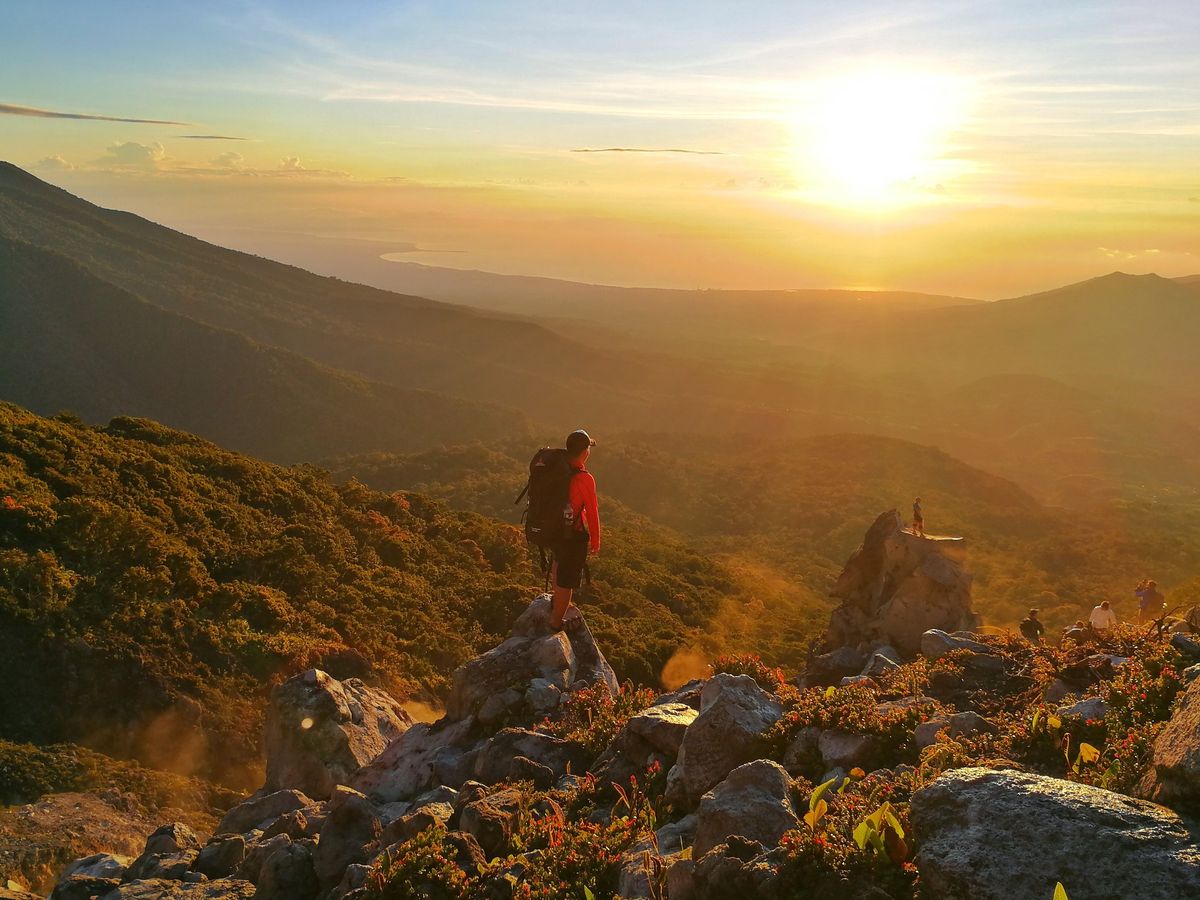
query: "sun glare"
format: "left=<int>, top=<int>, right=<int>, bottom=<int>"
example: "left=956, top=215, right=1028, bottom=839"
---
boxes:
left=795, top=69, right=970, bottom=208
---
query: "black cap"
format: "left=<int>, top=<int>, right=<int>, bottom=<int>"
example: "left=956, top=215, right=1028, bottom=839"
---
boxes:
left=566, top=429, right=595, bottom=454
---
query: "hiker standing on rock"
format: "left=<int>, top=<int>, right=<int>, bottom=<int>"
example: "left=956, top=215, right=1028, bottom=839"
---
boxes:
left=516, top=429, right=601, bottom=632
left=912, top=497, right=925, bottom=536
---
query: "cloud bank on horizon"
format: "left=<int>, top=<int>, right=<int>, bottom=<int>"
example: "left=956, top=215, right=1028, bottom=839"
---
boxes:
left=2, top=0, right=1197, bottom=297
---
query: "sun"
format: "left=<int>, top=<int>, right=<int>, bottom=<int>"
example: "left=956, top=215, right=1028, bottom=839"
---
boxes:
left=794, top=69, right=969, bottom=207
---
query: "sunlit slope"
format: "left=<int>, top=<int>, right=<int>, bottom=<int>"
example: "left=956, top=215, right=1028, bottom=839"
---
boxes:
left=331, top=431, right=1200, bottom=628
left=0, top=162, right=844, bottom=436
left=0, top=237, right=524, bottom=461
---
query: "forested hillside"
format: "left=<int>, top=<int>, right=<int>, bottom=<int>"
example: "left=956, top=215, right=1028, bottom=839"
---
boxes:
left=332, top=432, right=1200, bottom=629
left=0, top=403, right=800, bottom=786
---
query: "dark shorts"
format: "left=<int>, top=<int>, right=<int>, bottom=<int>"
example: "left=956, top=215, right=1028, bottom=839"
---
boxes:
left=552, top=533, right=589, bottom=590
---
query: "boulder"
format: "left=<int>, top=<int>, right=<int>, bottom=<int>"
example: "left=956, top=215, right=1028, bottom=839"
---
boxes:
left=447, top=595, right=617, bottom=719
left=668, top=674, right=783, bottom=807
left=807, top=646, right=866, bottom=684
left=1058, top=697, right=1109, bottom=722
left=920, top=629, right=992, bottom=660
left=1171, top=632, right=1200, bottom=662
left=525, top=678, right=562, bottom=714
left=913, top=767, right=1200, bottom=899
left=594, top=702, right=697, bottom=788
left=693, top=760, right=800, bottom=858
left=193, top=835, right=246, bottom=880
left=818, top=730, right=876, bottom=770
left=915, top=711, right=996, bottom=749
left=50, top=874, right=121, bottom=900
left=62, top=854, right=129, bottom=881
left=312, top=787, right=379, bottom=889
left=469, top=728, right=589, bottom=785
left=216, top=790, right=314, bottom=837
left=781, top=726, right=823, bottom=776
left=96, top=881, right=257, bottom=898
left=350, top=716, right=476, bottom=803
left=826, top=510, right=976, bottom=656
left=459, top=788, right=524, bottom=859
left=1137, top=677, right=1200, bottom=814
left=234, top=834, right=290, bottom=884
left=122, top=825, right=200, bottom=883
left=263, top=668, right=411, bottom=800
left=256, top=840, right=319, bottom=900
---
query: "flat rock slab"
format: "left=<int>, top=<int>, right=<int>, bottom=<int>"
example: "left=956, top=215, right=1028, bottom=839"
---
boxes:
left=913, top=767, right=1200, bottom=900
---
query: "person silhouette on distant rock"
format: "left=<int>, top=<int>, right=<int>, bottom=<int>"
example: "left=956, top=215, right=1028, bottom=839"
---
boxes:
left=1019, top=608, right=1045, bottom=644
left=912, top=497, right=925, bottom=536
left=1089, top=600, right=1117, bottom=632
left=549, top=429, right=601, bottom=631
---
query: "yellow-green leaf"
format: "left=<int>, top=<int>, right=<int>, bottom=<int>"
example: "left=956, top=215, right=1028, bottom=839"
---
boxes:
left=810, top=776, right=838, bottom=811
left=1078, top=743, right=1101, bottom=765
left=1053, top=882, right=1068, bottom=900
left=1048, top=714, right=1063, bottom=731
left=825, top=685, right=836, bottom=699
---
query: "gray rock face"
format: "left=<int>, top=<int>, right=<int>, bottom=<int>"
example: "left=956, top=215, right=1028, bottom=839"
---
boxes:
left=193, top=835, right=246, bottom=880
left=62, top=853, right=129, bottom=881
left=915, top=711, right=996, bottom=749
left=913, top=767, right=1200, bottom=900
left=826, top=510, right=977, bottom=656
left=594, top=702, right=698, bottom=789
left=459, top=787, right=524, bottom=859
left=920, top=628, right=993, bottom=660
left=256, top=840, right=319, bottom=900
left=448, top=595, right=618, bottom=720
left=1137, top=677, right=1200, bottom=814
left=264, top=668, right=412, bottom=800
left=216, top=790, right=315, bottom=837
left=350, top=716, right=476, bottom=803
left=693, top=760, right=800, bottom=858
left=669, top=675, right=783, bottom=807
left=1058, top=697, right=1109, bottom=721
left=312, top=787, right=380, bottom=889
left=469, top=727, right=589, bottom=785
left=122, top=824, right=200, bottom=883
left=818, top=730, right=876, bottom=770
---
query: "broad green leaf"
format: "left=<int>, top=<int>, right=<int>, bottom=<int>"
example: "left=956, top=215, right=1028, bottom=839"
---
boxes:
left=853, top=819, right=874, bottom=850
left=804, top=799, right=828, bottom=831
left=810, top=776, right=839, bottom=811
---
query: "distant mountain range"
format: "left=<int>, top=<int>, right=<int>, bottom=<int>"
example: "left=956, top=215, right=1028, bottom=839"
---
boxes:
left=3, top=161, right=1199, bottom=508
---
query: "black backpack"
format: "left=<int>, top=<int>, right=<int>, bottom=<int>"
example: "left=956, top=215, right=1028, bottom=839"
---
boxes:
left=515, top=447, right=577, bottom=550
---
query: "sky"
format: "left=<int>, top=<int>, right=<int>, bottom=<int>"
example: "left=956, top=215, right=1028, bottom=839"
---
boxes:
left=2, top=0, right=1199, bottom=297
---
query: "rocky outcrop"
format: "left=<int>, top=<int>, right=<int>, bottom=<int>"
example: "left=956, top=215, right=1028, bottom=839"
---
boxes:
left=693, top=760, right=799, bottom=858
left=913, top=767, right=1200, bottom=899
left=826, top=510, right=976, bottom=656
left=594, top=702, right=698, bottom=788
left=264, top=668, right=412, bottom=800
left=666, top=674, right=783, bottom=807
left=447, top=595, right=618, bottom=720
left=1137, top=676, right=1200, bottom=814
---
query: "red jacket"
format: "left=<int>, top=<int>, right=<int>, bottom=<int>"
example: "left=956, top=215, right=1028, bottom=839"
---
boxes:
left=569, top=464, right=601, bottom=552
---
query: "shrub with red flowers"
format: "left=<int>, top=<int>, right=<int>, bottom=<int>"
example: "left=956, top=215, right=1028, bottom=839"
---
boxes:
left=710, top=653, right=785, bottom=691
left=366, top=825, right=472, bottom=899
left=766, top=682, right=940, bottom=774
left=537, top=682, right=658, bottom=755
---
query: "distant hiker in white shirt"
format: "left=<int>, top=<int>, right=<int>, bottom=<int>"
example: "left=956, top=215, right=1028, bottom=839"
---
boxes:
left=1089, top=600, right=1118, bottom=631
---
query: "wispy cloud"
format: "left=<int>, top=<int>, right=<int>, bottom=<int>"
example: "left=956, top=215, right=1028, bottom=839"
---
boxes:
left=1, top=101, right=191, bottom=125
left=571, top=147, right=723, bottom=155
left=179, top=134, right=250, bottom=141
